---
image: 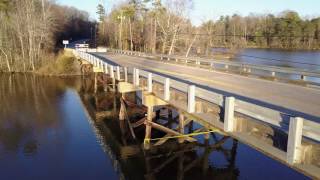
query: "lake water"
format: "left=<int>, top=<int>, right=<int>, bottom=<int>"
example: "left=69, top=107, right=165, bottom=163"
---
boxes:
left=212, top=48, right=320, bottom=83
left=0, top=74, right=310, bottom=180
left=215, top=48, right=320, bottom=71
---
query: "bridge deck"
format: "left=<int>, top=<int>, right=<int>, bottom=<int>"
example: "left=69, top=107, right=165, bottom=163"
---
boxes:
left=93, top=53, right=320, bottom=121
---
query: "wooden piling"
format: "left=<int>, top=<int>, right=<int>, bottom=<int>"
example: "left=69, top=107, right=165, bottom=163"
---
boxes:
left=178, top=112, right=185, bottom=143
left=144, top=106, right=154, bottom=149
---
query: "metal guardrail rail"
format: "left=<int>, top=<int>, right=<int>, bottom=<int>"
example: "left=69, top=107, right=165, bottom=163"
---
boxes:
left=75, top=49, right=320, bottom=178
left=104, top=48, right=320, bottom=83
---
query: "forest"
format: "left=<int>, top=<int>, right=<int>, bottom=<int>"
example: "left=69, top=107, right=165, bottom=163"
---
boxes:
left=0, top=0, right=94, bottom=72
left=1, top=0, right=320, bottom=72
left=96, top=0, right=320, bottom=57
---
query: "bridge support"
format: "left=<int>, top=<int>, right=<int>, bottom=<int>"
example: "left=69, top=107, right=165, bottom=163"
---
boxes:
left=178, top=112, right=185, bottom=143
left=94, top=73, right=98, bottom=93
left=144, top=106, right=154, bottom=149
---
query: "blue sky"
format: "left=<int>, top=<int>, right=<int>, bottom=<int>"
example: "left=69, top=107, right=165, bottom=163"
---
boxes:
left=57, top=0, right=320, bottom=25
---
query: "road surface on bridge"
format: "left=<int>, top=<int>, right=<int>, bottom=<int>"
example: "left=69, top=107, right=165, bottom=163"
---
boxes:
left=93, top=52, right=320, bottom=122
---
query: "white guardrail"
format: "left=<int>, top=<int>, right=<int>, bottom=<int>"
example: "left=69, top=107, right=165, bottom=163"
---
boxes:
left=74, top=49, right=320, bottom=167
left=107, top=49, right=320, bottom=83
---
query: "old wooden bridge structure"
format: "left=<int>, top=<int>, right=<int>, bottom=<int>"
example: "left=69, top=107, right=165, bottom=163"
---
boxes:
left=73, top=48, right=320, bottom=179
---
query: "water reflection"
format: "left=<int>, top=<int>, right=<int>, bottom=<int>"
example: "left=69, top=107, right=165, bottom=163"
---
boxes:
left=80, top=75, right=308, bottom=180
left=79, top=81, right=239, bottom=180
left=0, top=73, right=308, bottom=179
left=0, top=73, right=119, bottom=179
left=0, top=74, right=79, bottom=155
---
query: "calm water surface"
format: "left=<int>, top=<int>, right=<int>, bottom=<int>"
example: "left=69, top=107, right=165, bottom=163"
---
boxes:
left=0, top=74, right=310, bottom=180
left=215, top=48, right=320, bottom=70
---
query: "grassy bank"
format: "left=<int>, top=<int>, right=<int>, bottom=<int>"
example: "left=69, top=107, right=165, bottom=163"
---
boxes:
left=36, top=50, right=81, bottom=76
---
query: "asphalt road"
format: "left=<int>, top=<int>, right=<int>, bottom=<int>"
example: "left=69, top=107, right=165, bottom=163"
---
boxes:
left=93, top=52, right=320, bottom=122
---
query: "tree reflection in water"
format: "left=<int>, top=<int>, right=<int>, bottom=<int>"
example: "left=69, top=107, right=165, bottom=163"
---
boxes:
left=0, top=73, right=81, bottom=156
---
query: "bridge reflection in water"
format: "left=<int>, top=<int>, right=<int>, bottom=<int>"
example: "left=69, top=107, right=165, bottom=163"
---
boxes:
left=79, top=75, right=240, bottom=180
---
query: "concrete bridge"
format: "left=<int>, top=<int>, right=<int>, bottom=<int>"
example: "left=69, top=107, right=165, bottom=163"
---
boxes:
left=73, top=48, right=320, bottom=179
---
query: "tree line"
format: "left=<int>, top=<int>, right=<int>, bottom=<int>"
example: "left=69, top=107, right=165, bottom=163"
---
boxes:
left=96, top=0, right=320, bottom=57
left=0, top=0, right=94, bottom=72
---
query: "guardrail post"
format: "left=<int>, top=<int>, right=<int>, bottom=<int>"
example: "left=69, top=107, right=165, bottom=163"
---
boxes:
left=124, top=67, right=128, bottom=82
left=187, top=85, right=195, bottom=113
left=135, top=69, right=140, bottom=86
left=147, top=73, right=153, bottom=93
left=116, top=66, right=121, bottom=80
left=133, top=68, right=136, bottom=85
left=110, top=66, right=114, bottom=79
left=210, top=62, right=214, bottom=70
left=164, top=78, right=170, bottom=101
left=224, top=97, right=235, bottom=132
left=104, top=63, right=108, bottom=74
left=287, top=117, right=303, bottom=164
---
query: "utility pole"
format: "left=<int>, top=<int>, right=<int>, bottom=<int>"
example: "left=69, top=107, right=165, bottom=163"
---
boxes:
left=118, top=11, right=125, bottom=50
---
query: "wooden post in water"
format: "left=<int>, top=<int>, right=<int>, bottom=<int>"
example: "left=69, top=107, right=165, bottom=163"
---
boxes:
left=204, top=128, right=210, bottom=140
left=224, top=97, right=235, bottom=132
left=94, top=73, right=98, bottom=93
left=144, top=106, right=154, bottom=149
left=287, top=117, right=303, bottom=164
left=178, top=112, right=185, bottom=143
left=119, top=95, right=125, bottom=121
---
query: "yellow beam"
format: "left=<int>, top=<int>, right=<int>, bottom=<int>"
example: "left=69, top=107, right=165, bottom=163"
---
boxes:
left=142, top=92, right=168, bottom=107
left=118, top=82, right=141, bottom=93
